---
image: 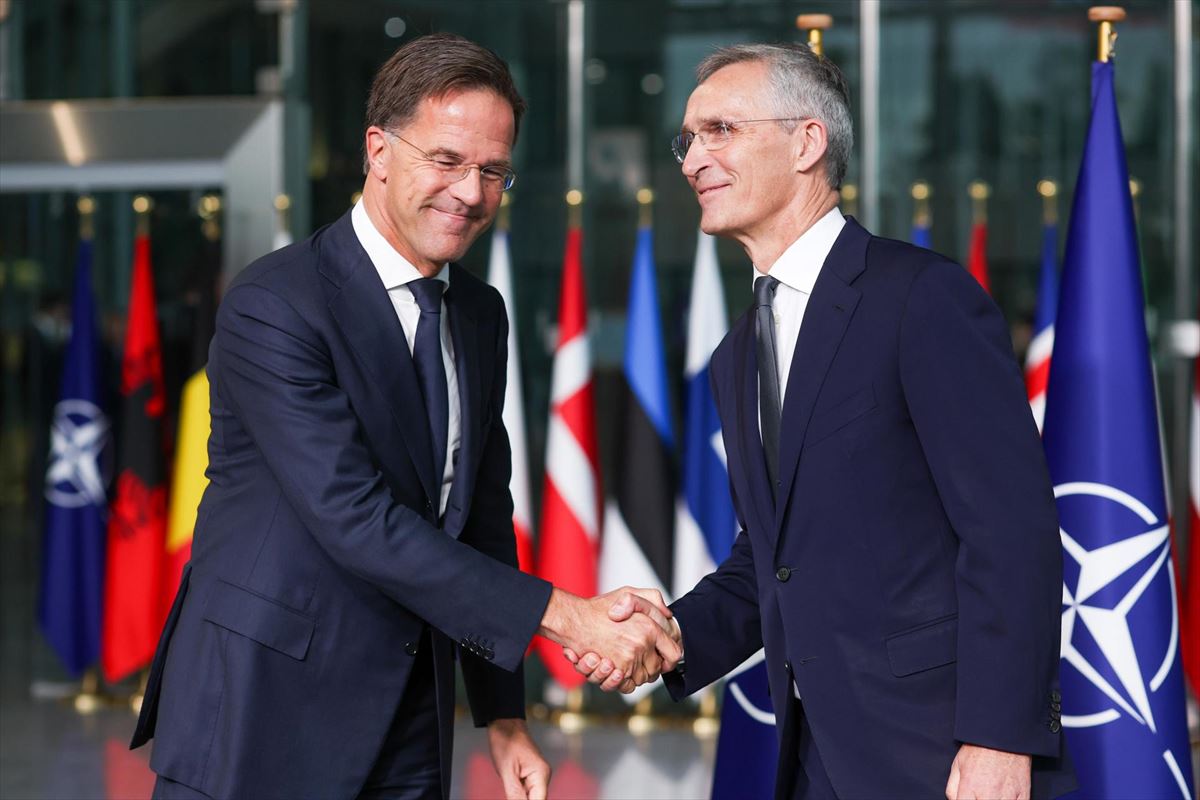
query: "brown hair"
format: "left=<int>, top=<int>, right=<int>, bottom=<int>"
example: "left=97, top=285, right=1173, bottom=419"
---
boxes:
left=363, top=33, right=526, bottom=173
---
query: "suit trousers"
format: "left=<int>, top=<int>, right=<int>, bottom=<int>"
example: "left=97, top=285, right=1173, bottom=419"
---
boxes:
left=779, top=696, right=838, bottom=800
left=356, top=627, right=442, bottom=800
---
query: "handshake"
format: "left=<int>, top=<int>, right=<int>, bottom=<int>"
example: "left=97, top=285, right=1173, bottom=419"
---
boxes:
left=538, top=587, right=683, bottom=694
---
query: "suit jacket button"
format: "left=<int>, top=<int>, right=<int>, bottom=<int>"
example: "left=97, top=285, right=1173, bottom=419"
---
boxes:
left=404, top=641, right=419, bottom=656
left=1049, top=720, right=1061, bottom=734
left=776, top=566, right=791, bottom=582
left=784, top=660, right=792, bottom=672
left=1051, top=690, right=1062, bottom=703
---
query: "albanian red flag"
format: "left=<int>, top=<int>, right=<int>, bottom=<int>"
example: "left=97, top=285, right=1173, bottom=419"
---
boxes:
left=101, top=234, right=168, bottom=683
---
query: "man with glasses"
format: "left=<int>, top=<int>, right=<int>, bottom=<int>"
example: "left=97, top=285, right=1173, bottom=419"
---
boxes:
left=573, top=43, right=1073, bottom=799
left=133, top=33, right=680, bottom=800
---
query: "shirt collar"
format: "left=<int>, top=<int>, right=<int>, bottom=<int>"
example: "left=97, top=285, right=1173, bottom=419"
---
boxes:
left=351, top=198, right=450, bottom=292
left=752, top=206, right=845, bottom=295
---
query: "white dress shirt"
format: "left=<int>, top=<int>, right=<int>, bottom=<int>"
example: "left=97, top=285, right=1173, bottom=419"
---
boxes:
left=753, top=206, right=844, bottom=700
left=351, top=199, right=461, bottom=516
left=755, top=206, right=846, bottom=410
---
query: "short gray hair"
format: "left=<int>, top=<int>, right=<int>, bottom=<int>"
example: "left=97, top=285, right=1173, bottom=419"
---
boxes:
left=697, top=43, right=853, bottom=189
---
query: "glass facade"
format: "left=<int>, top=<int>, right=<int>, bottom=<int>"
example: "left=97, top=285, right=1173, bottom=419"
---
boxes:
left=0, top=0, right=1195, bottom=691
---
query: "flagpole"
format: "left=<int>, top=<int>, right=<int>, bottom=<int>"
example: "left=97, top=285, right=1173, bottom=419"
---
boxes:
left=795, top=13, right=832, bottom=57
left=840, top=183, right=858, bottom=219
left=78, top=194, right=95, bottom=241
left=636, top=187, right=652, bottom=229
left=1037, top=179, right=1057, bottom=226
left=497, top=191, right=511, bottom=233
left=566, top=188, right=583, bottom=230
left=1089, top=5, right=1125, bottom=63
left=133, top=194, right=152, bottom=237
left=968, top=180, right=988, bottom=226
left=912, top=181, right=931, bottom=230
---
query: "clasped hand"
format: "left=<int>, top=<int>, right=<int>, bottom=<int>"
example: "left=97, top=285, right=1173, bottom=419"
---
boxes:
left=560, top=587, right=682, bottom=694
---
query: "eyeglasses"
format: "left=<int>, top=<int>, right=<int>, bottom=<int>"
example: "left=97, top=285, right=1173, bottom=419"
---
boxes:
left=387, top=132, right=517, bottom=192
left=670, top=118, right=806, bottom=164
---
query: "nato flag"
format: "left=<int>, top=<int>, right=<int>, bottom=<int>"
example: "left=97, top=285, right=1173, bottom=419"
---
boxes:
left=1043, top=60, right=1193, bottom=799
left=39, top=240, right=111, bottom=676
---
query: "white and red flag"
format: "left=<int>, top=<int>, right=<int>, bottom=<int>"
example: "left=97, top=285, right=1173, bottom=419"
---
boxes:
left=534, top=225, right=601, bottom=689
left=1025, top=220, right=1059, bottom=432
left=1184, top=350, right=1200, bottom=694
left=486, top=222, right=534, bottom=574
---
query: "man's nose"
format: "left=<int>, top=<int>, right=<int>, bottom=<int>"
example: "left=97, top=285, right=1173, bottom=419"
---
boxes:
left=449, top=167, right=485, bottom=206
left=681, top=139, right=710, bottom=179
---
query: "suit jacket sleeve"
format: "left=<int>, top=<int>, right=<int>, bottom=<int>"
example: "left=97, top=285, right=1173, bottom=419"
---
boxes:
left=898, top=261, right=1063, bottom=757
left=664, top=363, right=763, bottom=699
left=214, top=282, right=552, bottom=673
left=457, top=302, right=529, bottom=725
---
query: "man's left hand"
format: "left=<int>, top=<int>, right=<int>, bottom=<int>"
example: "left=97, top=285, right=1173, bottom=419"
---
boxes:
left=945, top=743, right=1031, bottom=800
left=487, top=719, right=550, bottom=800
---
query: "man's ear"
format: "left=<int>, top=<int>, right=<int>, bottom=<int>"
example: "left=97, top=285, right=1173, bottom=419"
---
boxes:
left=365, top=126, right=392, bottom=181
left=793, top=118, right=829, bottom=175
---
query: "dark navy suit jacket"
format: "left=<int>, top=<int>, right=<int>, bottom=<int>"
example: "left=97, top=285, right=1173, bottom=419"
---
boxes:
left=131, top=211, right=552, bottom=799
left=665, top=219, right=1074, bottom=798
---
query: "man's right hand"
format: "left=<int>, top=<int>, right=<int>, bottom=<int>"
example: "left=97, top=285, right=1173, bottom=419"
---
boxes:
left=537, top=587, right=681, bottom=693
left=561, top=588, right=683, bottom=692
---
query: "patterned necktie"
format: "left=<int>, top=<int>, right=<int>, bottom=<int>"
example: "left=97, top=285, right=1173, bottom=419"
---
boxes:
left=754, top=275, right=782, bottom=491
left=408, top=278, right=449, bottom=495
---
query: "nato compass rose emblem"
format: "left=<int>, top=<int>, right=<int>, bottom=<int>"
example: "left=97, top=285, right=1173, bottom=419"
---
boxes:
left=45, top=399, right=111, bottom=508
left=1057, top=480, right=1192, bottom=795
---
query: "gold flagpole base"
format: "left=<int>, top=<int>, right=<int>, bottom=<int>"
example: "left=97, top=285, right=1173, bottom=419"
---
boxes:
left=129, top=669, right=149, bottom=714
left=692, top=689, right=720, bottom=737
left=72, top=668, right=105, bottom=714
left=556, top=687, right=589, bottom=732
left=628, top=695, right=656, bottom=735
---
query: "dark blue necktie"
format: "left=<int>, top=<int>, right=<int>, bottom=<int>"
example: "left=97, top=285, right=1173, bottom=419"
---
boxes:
left=754, top=275, right=781, bottom=492
left=408, top=278, right=448, bottom=496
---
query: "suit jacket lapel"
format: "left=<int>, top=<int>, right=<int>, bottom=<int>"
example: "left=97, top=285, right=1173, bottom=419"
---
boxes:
left=441, top=272, right=480, bottom=539
left=730, top=311, right=777, bottom=540
left=322, top=214, right=440, bottom=506
left=774, top=219, right=868, bottom=539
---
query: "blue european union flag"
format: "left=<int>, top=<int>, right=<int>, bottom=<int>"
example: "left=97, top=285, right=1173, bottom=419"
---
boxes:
left=1042, top=60, right=1193, bottom=799
left=38, top=239, right=111, bottom=676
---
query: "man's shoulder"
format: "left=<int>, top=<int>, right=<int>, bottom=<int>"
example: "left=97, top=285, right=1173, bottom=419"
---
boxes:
left=448, top=263, right=505, bottom=317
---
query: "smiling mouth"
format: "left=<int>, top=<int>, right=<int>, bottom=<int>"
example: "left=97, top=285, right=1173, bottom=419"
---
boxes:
left=431, top=207, right=479, bottom=225
left=696, top=184, right=730, bottom=199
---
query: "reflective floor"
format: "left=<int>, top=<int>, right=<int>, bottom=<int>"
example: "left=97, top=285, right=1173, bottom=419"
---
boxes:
left=0, top=693, right=716, bottom=800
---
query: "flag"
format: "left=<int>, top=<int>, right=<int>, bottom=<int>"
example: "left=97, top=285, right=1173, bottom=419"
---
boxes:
left=534, top=225, right=601, bottom=689
left=670, top=231, right=779, bottom=799
left=486, top=224, right=534, bottom=573
left=711, top=652, right=778, bottom=800
left=967, top=220, right=992, bottom=294
left=38, top=239, right=111, bottom=676
left=101, top=233, right=169, bottom=683
left=599, top=223, right=674, bottom=598
left=1183, top=342, right=1200, bottom=694
left=912, top=220, right=932, bottom=250
left=673, top=231, right=735, bottom=596
left=164, top=238, right=219, bottom=610
left=598, top=222, right=676, bottom=703
left=1043, top=60, right=1193, bottom=799
left=1025, top=221, right=1059, bottom=433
